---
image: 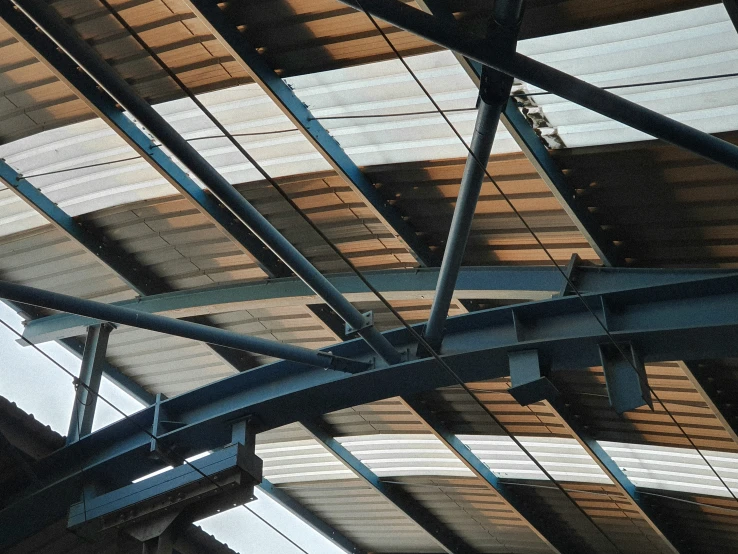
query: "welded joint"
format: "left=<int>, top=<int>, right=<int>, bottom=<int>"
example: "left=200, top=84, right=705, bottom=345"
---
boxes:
left=344, top=311, right=374, bottom=335
left=319, top=351, right=373, bottom=374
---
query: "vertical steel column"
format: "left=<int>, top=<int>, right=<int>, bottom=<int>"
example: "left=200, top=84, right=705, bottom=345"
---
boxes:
left=66, top=323, right=113, bottom=444
left=9, top=0, right=401, bottom=365
left=423, top=0, right=523, bottom=350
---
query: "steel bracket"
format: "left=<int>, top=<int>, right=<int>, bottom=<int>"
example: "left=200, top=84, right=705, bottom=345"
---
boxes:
left=345, top=311, right=374, bottom=335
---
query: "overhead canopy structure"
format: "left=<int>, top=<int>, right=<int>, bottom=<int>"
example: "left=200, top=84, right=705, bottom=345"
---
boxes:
left=3, top=0, right=738, bottom=553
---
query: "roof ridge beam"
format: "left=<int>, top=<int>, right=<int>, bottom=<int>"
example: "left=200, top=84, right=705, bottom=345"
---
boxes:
left=180, top=0, right=440, bottom=268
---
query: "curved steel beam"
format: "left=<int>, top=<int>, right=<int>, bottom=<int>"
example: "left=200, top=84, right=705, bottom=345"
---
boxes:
left=22, top=266, right=736, bottom=344
left=4, top=274, right=738, bottom=547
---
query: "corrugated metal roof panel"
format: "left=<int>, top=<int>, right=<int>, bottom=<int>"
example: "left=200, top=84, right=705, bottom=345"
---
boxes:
left=519, top=4, right=738, bottom=148
left=0, top=226, right=134, bottom=303
left=336, top=434, right=472, bottom=478
left=367, top=157, right=600, bottom=266
left=390, top=476, right=553, bottom=554
left=286, top=50, right=521, bottom=166
left=551, top=362, right=738, bottom=451
left=83, top=195, right=269, bottom=288
left=554, top=132, right=738, bottom=267
left=272, top=479, right=446, bottom=553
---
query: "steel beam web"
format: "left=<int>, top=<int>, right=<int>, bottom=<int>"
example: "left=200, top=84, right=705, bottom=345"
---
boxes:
left=301, top=419, right=478, bottom=554
left=182, top=0, right=439, bottom=268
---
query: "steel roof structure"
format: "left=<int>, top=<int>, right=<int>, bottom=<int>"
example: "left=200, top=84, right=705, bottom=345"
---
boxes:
left=3, top=0, right=738, bottom=553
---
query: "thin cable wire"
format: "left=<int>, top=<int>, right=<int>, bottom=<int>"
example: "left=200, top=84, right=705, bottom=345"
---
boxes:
left=514, top=71, right=738, bottom=98
left=243, top=504, right=310, bottom=554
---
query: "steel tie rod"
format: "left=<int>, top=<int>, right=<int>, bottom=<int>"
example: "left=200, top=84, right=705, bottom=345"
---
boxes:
left=0, top=279, right=369, bottom=372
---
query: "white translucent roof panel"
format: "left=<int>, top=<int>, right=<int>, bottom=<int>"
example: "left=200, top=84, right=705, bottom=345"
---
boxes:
left=0, top=119, right=177, bottom=219
left=459, top=435, right=609, bottom=484
left=152, top=85, right=330, bottom=182
left=599, top=441, right=738, bottom=498
left=517, top=4, right=738, bottom=147
left=256, top=438, right=355, bottom=484
left=286, top=50, right=521, bottom=166
left=336, top=434, right=472, bottom=478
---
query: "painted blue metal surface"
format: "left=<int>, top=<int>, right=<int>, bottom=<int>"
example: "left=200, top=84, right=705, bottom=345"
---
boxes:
left=182, top=0, right=439, bottom=268
left=338, top=0, right=738, bottom=174
left=259, top=479, right=366, bottom=554
left=66, top=324, right=113, bottom=443
left=301, top=419, right=477, bottom=554
left=0, top=0, right=287, bottom=279
left=4, top=274, right=738, bottom=546
left=22, top=266, right=738, bottom=345
left=599, top=342, right=652, bottom=413
left=0, top=279, right=367, bottom=371
left=423, top=0, right=521, bottom=350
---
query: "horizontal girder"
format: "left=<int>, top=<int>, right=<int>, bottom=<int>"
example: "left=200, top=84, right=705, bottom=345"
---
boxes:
left=22, top=266, right=735, bottom=344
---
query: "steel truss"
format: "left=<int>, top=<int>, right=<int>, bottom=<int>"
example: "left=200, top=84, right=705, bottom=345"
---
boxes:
left=3, top=273, right=738, bottom=547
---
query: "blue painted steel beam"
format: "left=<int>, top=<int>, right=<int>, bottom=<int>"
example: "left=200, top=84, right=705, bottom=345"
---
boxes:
left=413, top=1, right=621, bottom=266
left=0, top=279, right=367, bottom=372
left=5, top=274, right=738, bottom=546
left=181, top=0, right=439, bottom=268
left=301, top=419, right=477, bottom=554
left=338, top=0, right=738, bottom=174
left=22, top=266, right=737, bottom=345
left=6, top=0, right=401, bottom=364
left=258, top=479, right=366, bottom=554
left=0, top=0, right=287, bottom=279
left=66, top=324, right=113, bottom=443
left=423, top=0, right=522, bottom=350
